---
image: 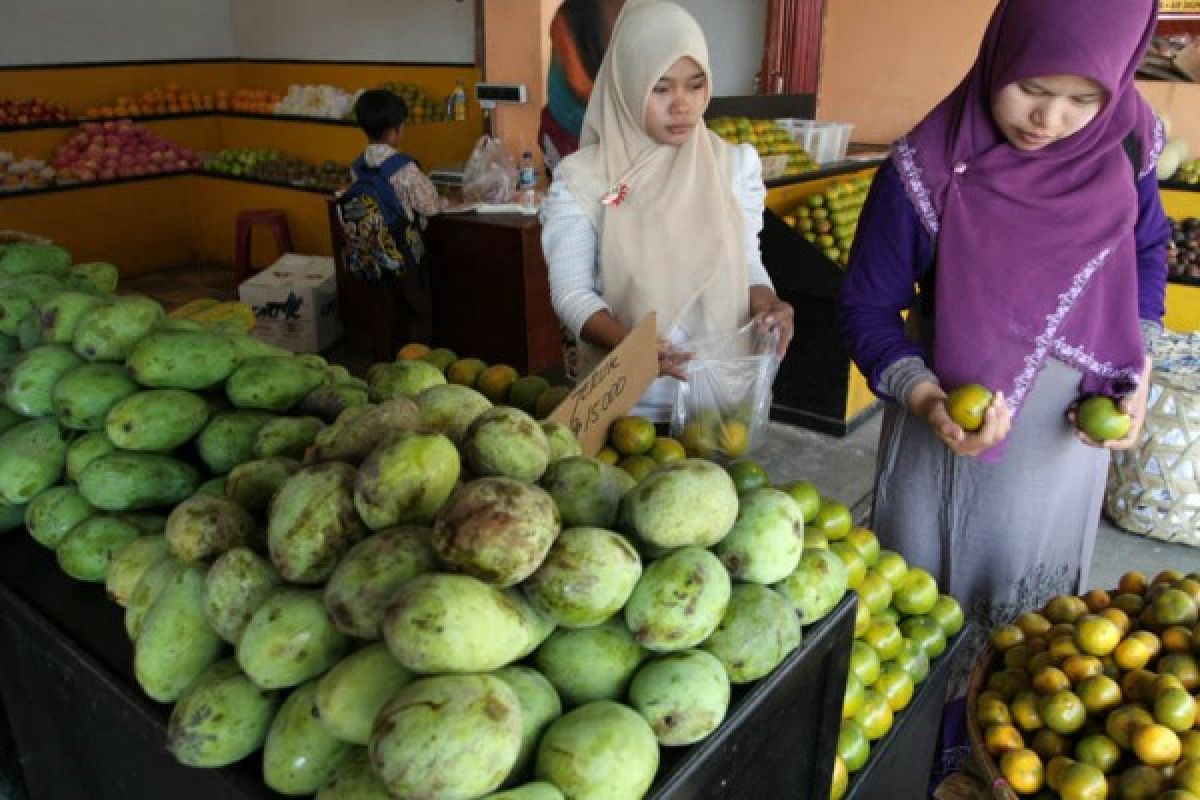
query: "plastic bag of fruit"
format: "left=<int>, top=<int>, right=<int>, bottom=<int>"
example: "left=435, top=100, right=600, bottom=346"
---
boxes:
left=670, top=321, right=780, bottom=459
left=461, top=135, right=517, bottom=204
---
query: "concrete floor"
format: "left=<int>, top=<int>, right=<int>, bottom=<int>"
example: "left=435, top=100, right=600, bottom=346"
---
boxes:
left=757, top=406, right=1200, bottom=592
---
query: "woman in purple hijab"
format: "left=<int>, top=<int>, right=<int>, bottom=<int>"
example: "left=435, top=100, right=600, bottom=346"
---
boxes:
left=839, top=0, right=1170, bottom=699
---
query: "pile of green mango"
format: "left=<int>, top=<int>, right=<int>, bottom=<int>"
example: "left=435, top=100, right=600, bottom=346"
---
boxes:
left=1, top=237, right=903, bottom=800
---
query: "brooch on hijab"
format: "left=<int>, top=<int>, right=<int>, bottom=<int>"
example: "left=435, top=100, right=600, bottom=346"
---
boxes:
left=602, top=183, right=630, bottom=207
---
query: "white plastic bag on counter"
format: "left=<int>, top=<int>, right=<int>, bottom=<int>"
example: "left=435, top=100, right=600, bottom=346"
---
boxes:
left=462, top=135, right=517, bottom=204
left=670, top=321, right=780, bottom=459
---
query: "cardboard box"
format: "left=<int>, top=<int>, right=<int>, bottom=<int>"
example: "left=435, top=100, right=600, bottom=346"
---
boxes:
left=238, top=254, right=341, bottom=353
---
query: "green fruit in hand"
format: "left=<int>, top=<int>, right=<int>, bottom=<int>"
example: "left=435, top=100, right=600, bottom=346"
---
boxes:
left=945, top=383, right=993, bottom=432
left=1076, top=395, right=1131, bottom=442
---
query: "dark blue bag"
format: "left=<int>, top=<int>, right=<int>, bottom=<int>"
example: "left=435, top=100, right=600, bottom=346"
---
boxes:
left=335, top=153, right=426, bottom=281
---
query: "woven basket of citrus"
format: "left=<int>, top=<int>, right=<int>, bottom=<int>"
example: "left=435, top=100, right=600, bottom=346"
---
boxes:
left=969, top=569, right=1200, bottom=799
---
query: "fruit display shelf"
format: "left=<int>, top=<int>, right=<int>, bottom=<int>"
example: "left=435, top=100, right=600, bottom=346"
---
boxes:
left=0, top=109, right=464, bottom=135
left=0, top=531, right=856, bottom=800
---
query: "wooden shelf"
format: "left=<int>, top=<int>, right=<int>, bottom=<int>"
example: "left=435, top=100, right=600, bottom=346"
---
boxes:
left=1162, top=180, right=1200, bottom=192
left=765, top=157, right=884, bottom=189
left=0, top=171, right=192, bottom=199
left=195, top=171, right=338, bottom=195
left=0, top=110, right=467, bottom=135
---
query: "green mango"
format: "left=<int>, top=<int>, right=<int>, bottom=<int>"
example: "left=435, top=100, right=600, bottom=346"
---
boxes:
left=0, top=243, right=71, bottom=278
left=126, top=330, right=239, bottom=390
left=253, top=416, right=324, bottom=460
left=367, top=360, right=445, bottom=402
left=25, top=485, right=96, bottom=549
left=196, top=410, right=274, bottom=474
left=306, top=399, right=419, bottom=465
left=532, top=621, right=647, bottom=707
left=264, top=681, right=351, bottom=795
left=315, top=643, right=414, bottom=745
left=164, top=493, right=258, bottom=563
left=67, top=261, right=119, bottom=293
left=354, top=431, right=459, bottom=530
left=0, top=417, right=67, bottom=504
left=53, top=362, right=139, bottom=430
left=77, top=451, right=199, bottom=511
left=237, top=588, right=348, bottom=690
left=523, top=527, right=643, bottom=628
left=196, top=475, right=227, bottom=496
left=225, top=356, right=326, bottom=411
left=203, top=547, right=281, bottom=644
left=56, top=515, right=143, bottom=582
left=65, top=430, right=116, bottom=482
left=493, top=666, right=563, bottom=778
left=534, top=702, right=659, bottom=799
left=15, top=312, right=41, bottom=350
left=702, top=583, right=801, bottom=684
left=73, top=295, right=164, bottom=362
left=134, top=563, right=224, bottom=702
left=624, top=547, right=732, bottom=652
left=156, top=318, right=205, bottom=333
left=713, top=487, right=805, bottom=585
left=621, top=458, right=740, bottom=549
left=224, top=333, right=290, bottom=361
left=775, top=547, right=850, bottom=625
left=0, top=500, right=26, bottom=534
left=297, top=383, right=369, bottom=422
left=105, top=534, right=170, bottom=607
left=124, top=556, right=183, bottom=640
left=323, top=526, right=436, bottom=639
left=105, top=389, right=209, bottom=452
left=37, top=291, right=108, bottom=344
left=382, top=573, right=540, bottom=674
left=0, top=274, right=64, bottom=335
left=5, top=344, right=84, bottom=417
left=628, top=649, right=731, bottom=745
left=484, top=783, right=565, bottom=800
left=119, top=512, right=167, bottom=533
left=461, top=407, right=551, bottom=483
left=0, top=332, right=18, bottom=354
left=414, top=383, right=492, bottom=444
left=369, top=674, right=521, bottom=799
left=267, top=463, right=365, bottom=584
left=316, top=748, right=389, bottom=800
left=224, top=457, right=301, bottom=516
left=167, top=658, right=282, bottom=768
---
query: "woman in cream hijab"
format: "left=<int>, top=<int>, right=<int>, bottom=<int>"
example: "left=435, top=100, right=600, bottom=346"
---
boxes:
left=541, top=0, right=793, bottom=422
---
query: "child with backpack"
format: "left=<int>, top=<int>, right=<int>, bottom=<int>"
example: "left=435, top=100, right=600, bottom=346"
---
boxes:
left=335, top=89, right=440, bottom=356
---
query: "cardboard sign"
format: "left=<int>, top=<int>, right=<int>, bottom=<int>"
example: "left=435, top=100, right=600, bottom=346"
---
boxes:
left=549, top=313, right=660, bottom=456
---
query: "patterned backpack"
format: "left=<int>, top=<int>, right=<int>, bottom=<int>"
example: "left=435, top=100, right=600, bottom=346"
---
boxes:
left=335, top=153, right=426, bottom=281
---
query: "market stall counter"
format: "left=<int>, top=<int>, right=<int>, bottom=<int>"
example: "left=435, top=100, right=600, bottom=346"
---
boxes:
left=0, top=530, right=857, bottom=800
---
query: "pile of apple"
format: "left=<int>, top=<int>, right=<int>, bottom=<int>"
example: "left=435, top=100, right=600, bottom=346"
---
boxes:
left=202, top=148, right=350, bottom=191
left=50, top=120, right=199, bottom=184
left=1, top=97, right=73, bottom=126
left=1169, top=217, right=1200, bottom=282
left=783, top=176, right=870, bottom=267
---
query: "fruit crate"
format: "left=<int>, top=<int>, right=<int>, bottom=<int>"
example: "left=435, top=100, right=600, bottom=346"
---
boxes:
left=844, top=626, right=974, bottom=800
left=0, top=531, right=856, bottom=800
left=778, top=120, right=856, bottom=165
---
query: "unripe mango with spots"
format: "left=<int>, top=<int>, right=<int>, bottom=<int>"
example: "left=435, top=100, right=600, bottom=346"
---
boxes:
left=253, top=416, right=324, bottom=460
left=535, top=702, right=659, bottom=799
left=620, top=458, right=739, bottom=549
left=125, top=556, right=183, bottom=640
left=414, top=383, right=492, bottom=443
left=52, top=362, right=139, bottom=430
left=237, top=588, right=348, bottom=689
left=299, top=383, right=369, bottom=422
left=315, top=643, right=414, bottom=745
left=25, top=485, right=95, bottom=549
left=263, top=680, right=352, bottom=795
left=197, top=411, right=275, bottom=474
left=224, top=457, right=301, bottom=517
left=369, top=674, right=522, bottom=800
left=324, top=526, right=436, bottom=639
left=703, top=583, right=801, bottom=683
left=485, top=783, right=565, bottom=800
left=268, top=462, right=365, bottom=584
left=38, top=291, right=108, bottom=344
left=629, top=649, right=731, bottom=745
left=105, top=534, right=170, bottom=607
left=775, top=547, right=850, bottom=624
left=165, top=493, right=258, bottom=563
left=66, top=431, right=115, bottom=482
left=523, top=526, right=642, bottom=627
left=533, top=620, right=647, bottom=706
left=306, top=399, right=418, bottom=464
left=56, top=515, right=143, bottom=582
left=367, top=359, right=445, bottom=402
left=167, top=658, right=282, bottom=768
left=0, top=417, right=67, bottom=505
left=78, top=451, right=199, bottom=511
left=714, top=487, right=805, bottom=584
left=316, top=749, right=389, bottom=800
left=540, top=456, right=631, bottom=529
left=105, top=389, right=209, bottom=452
left=134, top=563, right=224, bottom=702
left=226, top=356, right=326, bottom=411
left=494, top=666, right=563, bottom=777
left=462, top=406, right=551, bottom=482
left=126, top=330, right=239, bottom=390
left=624, top=546, right=732, bottom=651
left=73, top=295, right=164, bottom=362
left=203, top=547, right=281, bottom=644
left=5, top=343, right=83, bottom=417
left=354, top=431, right=459, bottom=530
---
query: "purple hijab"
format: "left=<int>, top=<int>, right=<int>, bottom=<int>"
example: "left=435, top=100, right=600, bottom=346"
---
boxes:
left=894, top=0, right=1164, bottom=455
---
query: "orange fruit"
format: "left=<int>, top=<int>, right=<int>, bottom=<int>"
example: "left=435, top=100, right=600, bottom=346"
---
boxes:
left=1049, top=633, right=1082, bottom=661
left=985, top=723, right=1026, bottom=756
left=1011, top=689, right=1046, bottom=732
left=1083, top=588, right=1112, bottom=612
left=837, top=719, right=870, bottom=773
left=1176, top=577, right=1200, bottom=606
left=830, top=754, right=849, bottom=800
left=445, top=357, right=487, bottom=387
left=945, top=383, right=992, bottom=432
left=1076, top=674, right=1122, bottom=715
left=1077, top=395, right=1131, bottom=442
left=1106, top=704, right=1155, bottom=749
left=1055, top=761, right=1109, bottom=800
left=1112, top=591, right=1145, bottom=615
left=893, top=568, right=939, bottom=615
left=1154, top=686, right=1198, bottom=732
left=1045, top=595, right=1089, bottom=625
left=1155, top=588, right=1200, bottom=628
left=1161, top=653, right=1200, bottom=691
left=1074, top=733, right=1121, bottom=774
left=930, top=594, right=965, bottom=638
left=853, top=689, right=894, bottom=740
left=977, top=690, right=1012, bottom=727
left=849, top=640, right=881, bottom=687
left=991, top=624, right=1027, bottom=651
left=987, top=667, right=1032, bottom=700
left=680, top=421, right=716, bottom=458
left=858, top=569, right=894, bottom=616
left=875, top=665, right=915, bottom=712
left=648, top=436, right=687, bottom=464
left=1114, top=632, right=1157, bottom=671
left=1027, top=651, right=1057, bottom=675
left=1175, top=757, right=1200, bottom=795
left=726, top=460, right=769, bottom=493
left=1099, top=607, right=1131, bottom=637
left=1031, top=728, right=1072, bottom=760
left=420, top=346, right=458, bottom=372
left=1061, top=654, right=1104, bottom=685
left=1040, top=690, right=1087, bottom=735
left=1122, top=668, right=1161, bottom=703
left=895, top=639, right=930, bottom=685
left=900, top=615, right=947, bottom=659
left=812, top=500, right=853, bottom=541
left=1156, top=568, right=1187, bottom=584
left=618, top=455, right=658, bottom=482
left=1075, top=614, right=1121, bottom=656
left=1033, top=665, right=1072, bottom=695
left=1133, top=724, right=1182, bottom=768
left=863, top=617, right=904, bottom=661
left=833, top=543, right=867, bottom=592
left=1045, top=754, right=1074, bottom=791
left=396, top=342, right=430, bottom=360
left=875, top=550, right=908, bottom=590
left=595, top=445, right=620, bottom=466
left=1004, top=643, right=1032, bottom=671
left=852, top=597, right=871, bottom=638
left=999, top=748, right=1044, bottom=795
left=1182, top=730, right=1200, bottom=760
left=842, top=671, right=864, bottom=719
left=1115, top=764, right=1166, bottom=799
left=844, top=527, right=881, bottom=568
left=609, top=415, right=657, bottom=456
left=779, top=479, right=820, bottom=523
left=475, top=364, right=520, bottom=404
left=1163, top=624, right=1194, bottom=653
left=715, top=418, right=750, bottom=457
left=1017, top=612, right=1053, bottom=638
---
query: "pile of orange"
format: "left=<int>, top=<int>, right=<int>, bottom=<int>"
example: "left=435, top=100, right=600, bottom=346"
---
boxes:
left=229, top=88, right=283, bottom=114
left=82, top=85, right=284, bottom=118
left=977, top=570, right=1200, bottom=799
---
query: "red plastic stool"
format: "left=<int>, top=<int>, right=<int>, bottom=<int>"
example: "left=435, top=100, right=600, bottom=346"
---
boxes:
left=234, top=209, right=294, bottom=284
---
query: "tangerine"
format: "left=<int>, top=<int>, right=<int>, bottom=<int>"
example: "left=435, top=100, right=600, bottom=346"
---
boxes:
left=945, top=383, right=993, bottom=432
left=844, top=527, right=881, bottom=567
left=1016, top=612, right=1053, bottom=638
left=999, top=748, right=1044, bottom=794
left=812, top=500, right=853, bottom=541
left=1130, top=723, right=1180, bottom=768
left=1011, top=689, right=1046, bottom=732
left=726, top=459, right=769, bottom=493
left=853, top=689, right=894, bottom=740
left=609, top=415, right=657, bottom=456
left=1040, top=690, right=1088, bottom=735
left=837, top=719, right=870, bottom=772
left=1074, top=733, right=1121, bottom=774
left=1116, top=764, right=1166, bottom=800
left=1112, top=591, right=1145, bottom=615
left=830, top=754, right=849, bottom=800
left=1032, top=666, right=1072, bottom=695
left=1076, top=674, right=1122, bottom=715
left=1055, top=761, right=1109, bottom=800
left=875, top=666, right=915, bottom=712
left=1060, top=654, right=1104, bottom=685
left=1075, top=614, right=1121, bottom=656
left=976, top=690, right=1012, bottom=727
left=842, top=671, right=865, bottom=719
left=1105, top=704, right=1155, bottom=749
left=1031, top=728, right=1072, bottom=761
left=1154, top=686, right=1198, bottom=732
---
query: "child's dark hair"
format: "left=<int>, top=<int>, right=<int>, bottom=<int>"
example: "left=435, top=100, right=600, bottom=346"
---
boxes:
left=355, top=89, right=409, bottom=140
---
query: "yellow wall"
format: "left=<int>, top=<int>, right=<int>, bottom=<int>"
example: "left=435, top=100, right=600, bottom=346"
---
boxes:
left=483, top=0, right=558, bottom=174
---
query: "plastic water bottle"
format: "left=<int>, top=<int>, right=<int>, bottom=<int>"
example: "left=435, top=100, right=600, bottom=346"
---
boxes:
left=517, top=151, right=537, bottom=190
left=451, top=81, right=467, bottom=122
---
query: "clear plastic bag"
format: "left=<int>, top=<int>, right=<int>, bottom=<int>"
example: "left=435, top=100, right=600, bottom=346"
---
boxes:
left=461, top=135, right=517, bottom=204
left=670, top=321, right=781, bottom=460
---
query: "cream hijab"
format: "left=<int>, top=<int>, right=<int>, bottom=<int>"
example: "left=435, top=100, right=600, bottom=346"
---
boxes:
left=557, top=0, right=749, bottom=352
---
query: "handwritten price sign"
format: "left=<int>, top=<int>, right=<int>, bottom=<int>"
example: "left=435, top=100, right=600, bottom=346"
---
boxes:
left=549, top=313, right=660, bottom=456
